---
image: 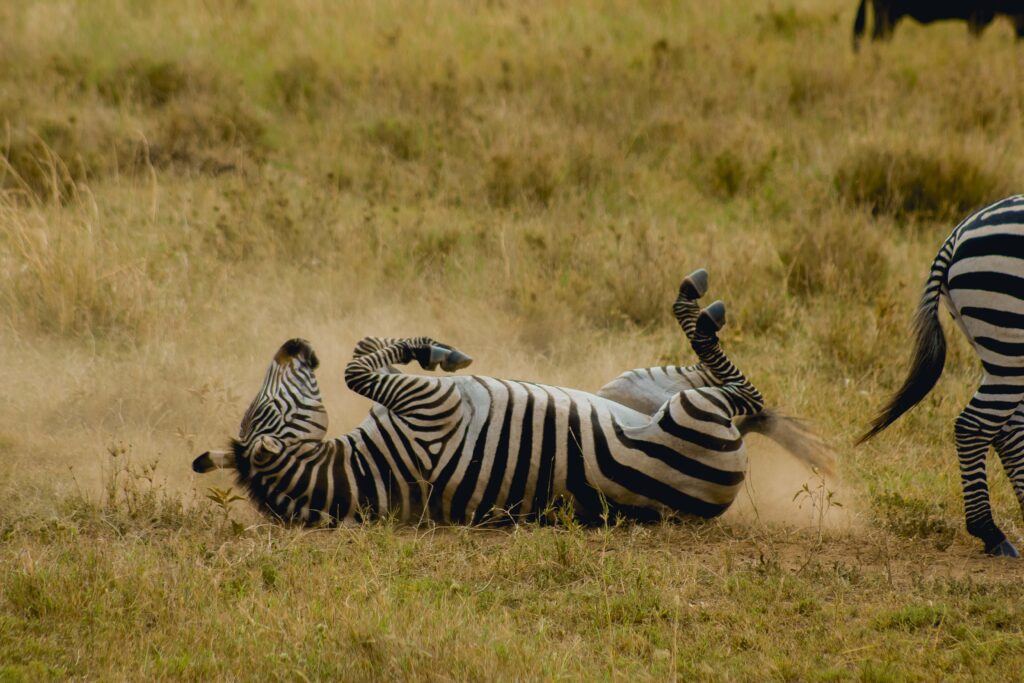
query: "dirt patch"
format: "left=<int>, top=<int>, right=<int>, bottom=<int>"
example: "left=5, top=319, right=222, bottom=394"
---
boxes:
left=725, top=434, right=860, bottom=532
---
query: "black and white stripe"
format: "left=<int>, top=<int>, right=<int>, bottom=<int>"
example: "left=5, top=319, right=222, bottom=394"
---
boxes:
left=861, top=194, right=1024, bottom=557
left=194, top=271, right=802, bottom=526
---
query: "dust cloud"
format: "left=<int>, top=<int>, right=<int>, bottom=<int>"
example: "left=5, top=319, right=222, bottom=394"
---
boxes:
left=725, top=434, right=860, bottom=531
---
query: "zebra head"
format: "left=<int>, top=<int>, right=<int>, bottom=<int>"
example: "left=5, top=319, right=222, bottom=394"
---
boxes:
left=192, top=338, right=328, bottom=475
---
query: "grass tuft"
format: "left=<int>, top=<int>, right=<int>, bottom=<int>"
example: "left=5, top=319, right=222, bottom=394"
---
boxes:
left=834, top=145, right=1009, bottom=222
left=96, top=59, right=196, bottom=108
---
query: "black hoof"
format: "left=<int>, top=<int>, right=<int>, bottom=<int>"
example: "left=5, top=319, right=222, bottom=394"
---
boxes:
left=679, top=269, right=709, bottom=300
left=422, top=345, right=472, bottom=372
left=987, top=539, right=1021, bottom=558
left=696, top=300, right=726, bottom=336
left=441, top=350, right=472, bottom=372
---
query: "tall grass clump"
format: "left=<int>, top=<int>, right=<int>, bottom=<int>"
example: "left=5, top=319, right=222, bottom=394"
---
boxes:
left=0, top=193, right=160, bottom=339
left=834, top=145, right=1010, bottom=222
left=95, top=59, right=198, bottom=108
left=486, top=150, right=559, bottom=208
left=779, top=210, right=891, bottom=299
left=1, top=114, right=128, bottom=202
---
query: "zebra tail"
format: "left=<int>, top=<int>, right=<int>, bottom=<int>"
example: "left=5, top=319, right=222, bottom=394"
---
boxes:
left=852, top=0, right=868, bottom=51
left=857, top=252, right=949, bottom=445
left=737, top=409, right=837, bottom=477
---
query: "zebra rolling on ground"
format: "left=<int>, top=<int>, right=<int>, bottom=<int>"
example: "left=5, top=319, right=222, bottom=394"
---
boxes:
left=192, top=269, right=828, bottom=526
left=860, top=195, right=1024, bottom=557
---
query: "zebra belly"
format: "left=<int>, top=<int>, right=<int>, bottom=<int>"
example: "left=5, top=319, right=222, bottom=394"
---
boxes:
left=427, top=377, right=745, bottom=523
left=428, top=378, right=587, bottom=523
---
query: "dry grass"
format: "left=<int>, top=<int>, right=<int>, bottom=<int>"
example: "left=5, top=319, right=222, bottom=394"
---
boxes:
left=2, top=0, right=1024, bottom=679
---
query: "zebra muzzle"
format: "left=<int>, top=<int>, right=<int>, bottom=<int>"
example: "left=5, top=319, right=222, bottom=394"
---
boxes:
left=192, top=449, right=236, bottom=473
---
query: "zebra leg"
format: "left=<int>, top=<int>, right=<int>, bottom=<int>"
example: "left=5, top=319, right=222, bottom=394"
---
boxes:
left=954, top=383, right=1024, bottom=557
left=670, top=268, right=720, bottom=388
left=873, top=1, right=893, bottom=41
left=598, top=269, right=719, bottom=413
left=672, top=268, right=709, bottom=341
left=344, top=337, right=471, bottom=416
left=351, top=337, right=403, bottom=375
left=967, top=10, right=994, bottom=37
left=688, top=301, right=765, bottom=418
left=993, top=411, right=1024, bottom=558
left=597, top=365, right=713, bottom=415
left=352, top=337, right=400, bottom=358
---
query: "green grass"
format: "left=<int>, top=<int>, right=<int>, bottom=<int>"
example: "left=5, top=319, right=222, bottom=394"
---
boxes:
left=2, top=466, right=1023, bottom=681
left=2, top=0, right=1024, bottom=679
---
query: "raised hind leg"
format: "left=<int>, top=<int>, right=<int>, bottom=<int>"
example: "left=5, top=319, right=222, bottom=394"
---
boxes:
left=955, top=379, right=1024, bottom=557
left=599, top=269, right=719, bottom=413
left=672, top=268, right=706, bottom=337
left=689, top=301, right=765, bottom=418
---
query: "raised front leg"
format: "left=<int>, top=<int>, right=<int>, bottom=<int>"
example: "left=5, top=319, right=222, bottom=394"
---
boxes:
left=344, top=337, right=471, bottom=420
left=599, top=269, right=732, bottom=415
left=353, top=336, right=401, bottom=358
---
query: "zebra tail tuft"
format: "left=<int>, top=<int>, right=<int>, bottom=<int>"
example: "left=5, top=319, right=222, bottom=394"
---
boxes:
left=736, top=409, right=837, bottom=477
left=857, top=262, right=948, bottom=445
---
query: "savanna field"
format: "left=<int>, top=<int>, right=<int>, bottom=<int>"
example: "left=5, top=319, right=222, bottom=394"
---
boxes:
left=3, top=0, right=1024, bottom=680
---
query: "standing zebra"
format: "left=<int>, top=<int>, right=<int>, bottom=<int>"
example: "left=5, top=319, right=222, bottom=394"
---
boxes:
left=193, top=269, right=824, bottom=526
left=860, top=195, right=1024, bottom=557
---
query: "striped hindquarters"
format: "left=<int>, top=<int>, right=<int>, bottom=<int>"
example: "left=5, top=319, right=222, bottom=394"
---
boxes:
left=948, top=195, right=1024, bottom=379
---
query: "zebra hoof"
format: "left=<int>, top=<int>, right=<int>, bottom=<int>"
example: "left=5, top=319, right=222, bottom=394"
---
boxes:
left=441, top=349, right=472, bottom=372
left=696, top=301, right=726, bottom=336
left=421, top=345, right=472, bottom=372
left=420, top=345, right=446, bottom=370
left=679, top=269, right=709, bottom=301
left=987, top=539, right=1021, bottom=558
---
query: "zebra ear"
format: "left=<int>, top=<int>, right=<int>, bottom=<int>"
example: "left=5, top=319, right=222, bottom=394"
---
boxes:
left=260, top=435, right=283, bottom=455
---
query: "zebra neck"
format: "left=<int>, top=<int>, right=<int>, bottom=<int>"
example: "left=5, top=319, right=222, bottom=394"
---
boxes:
left=333, top=419, right=444, bottom=523
left=240, top=439, right=356, bottom=525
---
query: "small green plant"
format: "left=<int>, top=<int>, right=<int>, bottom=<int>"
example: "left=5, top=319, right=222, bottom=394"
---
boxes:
left=793, top=470, right=842, bottom=545
left=93, top=442, right=189, bottom=530
left=206, top=486, right=247, bottom=535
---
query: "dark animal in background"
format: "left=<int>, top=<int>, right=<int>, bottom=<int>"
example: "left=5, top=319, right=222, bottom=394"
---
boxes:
left=853, top=0, right=1024, bottom=50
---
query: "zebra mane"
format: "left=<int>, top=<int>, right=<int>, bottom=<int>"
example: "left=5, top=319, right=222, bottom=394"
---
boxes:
left=227, top=437, right=330, bottom=525
left=229, top=438, right=262, bottom=505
